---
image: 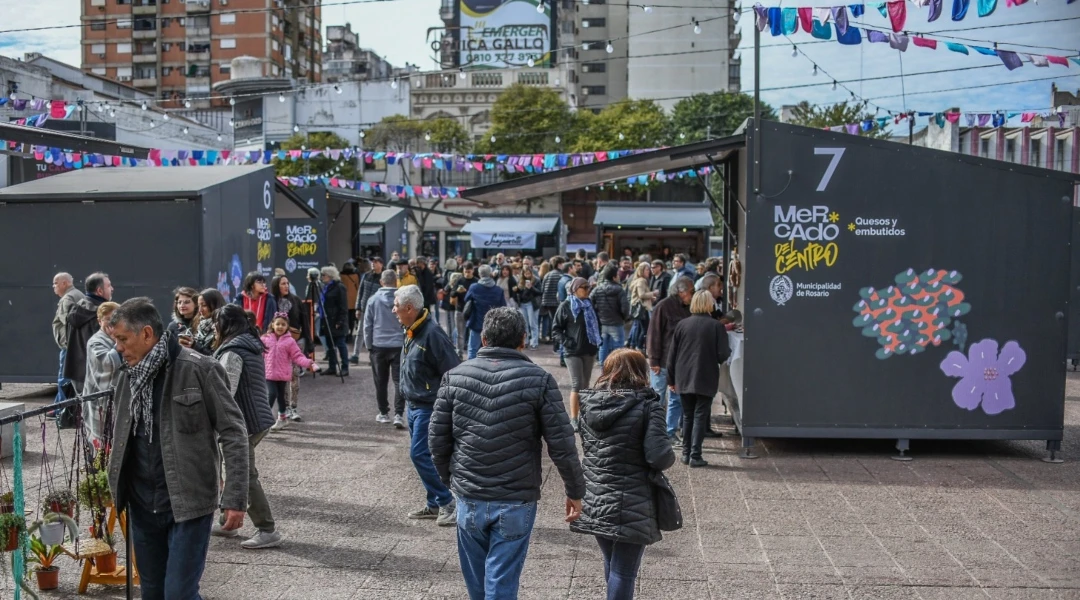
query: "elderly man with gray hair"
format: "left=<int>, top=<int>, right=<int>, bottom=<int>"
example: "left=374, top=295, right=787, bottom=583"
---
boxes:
left=52, top=272, right=85, bottom=404
left=394, top=284, right=461, bottom=526
left=647, top=276, right=696, bottom=443
left=364, top=269, right=405, bottom=428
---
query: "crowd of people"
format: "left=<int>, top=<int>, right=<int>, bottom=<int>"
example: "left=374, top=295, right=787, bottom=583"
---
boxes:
left=47, top=247, right=738, bottom=600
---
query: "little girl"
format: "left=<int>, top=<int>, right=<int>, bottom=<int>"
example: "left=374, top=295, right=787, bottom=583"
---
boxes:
left=262, top=313, right=317, bottom=431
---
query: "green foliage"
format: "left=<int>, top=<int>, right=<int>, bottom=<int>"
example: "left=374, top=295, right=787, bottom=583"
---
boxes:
left=28, top=537, right=63, bottom=571
left=571, top=99, right=671, bottom=153
left=424, top=118, right=472, bottom=154
left=273, top=131, right=362, bottom=180
left=0, top=513, right=24, bottom=551
left=77, top=470, right=110, bottom=510
left=365, top=114, right=424, bottom=152
left=476, top=84, right=576, bottom=154
left=671, top=92, right=776, bottom=142
left=788, top=100, right=889, bottom=139
left=42, top=490, right=75, bottom=513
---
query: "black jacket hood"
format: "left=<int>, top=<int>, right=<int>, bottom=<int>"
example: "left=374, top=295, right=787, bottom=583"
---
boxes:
left=580, top=387, right=653, bottom=432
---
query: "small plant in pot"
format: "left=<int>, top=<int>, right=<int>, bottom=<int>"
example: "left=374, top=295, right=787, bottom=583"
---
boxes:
left=27, top=512, right=77, bottom=547
left=93, top=531, right=117, bottom=574
left=0, top=512, right=25, bottom=552
left=76, top=471, right=111, bottom=510
left=0, top=491, right=14, bottom=514
left=28, top=535, right=63, bottom=591
left=42, top=490, right=76, bottom=517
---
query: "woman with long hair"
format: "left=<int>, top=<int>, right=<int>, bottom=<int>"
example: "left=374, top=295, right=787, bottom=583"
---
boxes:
left=667, top=290, right=732, bottom=467
left=496, top=264, right=518, bottom=310
left=627, top=263, right=656, bottom=352
left=537, top=261, right=553, bottom=343
left=235, top=272, right=278, bottom=333
left=514, top=263, right=541, bottom=349
left=571, top=349, right=674, bottom=600
left=211, top=304, right=281, bottom=549
left=170, top=286, right=200, bottom=337
left=551, top=277, right=601, bottom=430
left=190, top=288, right=227, bottom=355
left=270, top=274, right=312, bottom=421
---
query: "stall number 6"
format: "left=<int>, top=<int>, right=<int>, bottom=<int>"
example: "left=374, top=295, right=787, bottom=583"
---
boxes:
left=814, top=147, right=845, bottom=192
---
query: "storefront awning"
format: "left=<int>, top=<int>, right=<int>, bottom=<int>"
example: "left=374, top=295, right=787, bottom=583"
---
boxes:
left=358, top=225, right=382, bottom=236
left=462, top=216, right=558, bottom=234
left=358, top=206, right=404, bottom=225
left=594, top=203, right=714, bottom=228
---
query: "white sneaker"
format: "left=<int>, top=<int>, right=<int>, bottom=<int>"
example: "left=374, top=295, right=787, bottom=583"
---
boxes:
left=286, top=407, right=303, bottom=422
left=211, top=522, right=239, bottom=538
left=375, top=413, right=391, bottom=424
left=240, top=530, right=282, bottom=549
left=393, top=414, right=405, bottom=429
left=270, top=416, right=289, bottom=432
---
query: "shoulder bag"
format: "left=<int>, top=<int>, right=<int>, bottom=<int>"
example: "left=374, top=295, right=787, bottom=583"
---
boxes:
left=649, top=468, right=683, bottom=531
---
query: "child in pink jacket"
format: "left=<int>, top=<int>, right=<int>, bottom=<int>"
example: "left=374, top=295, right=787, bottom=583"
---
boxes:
left=263, top=313, right=317, bottom=431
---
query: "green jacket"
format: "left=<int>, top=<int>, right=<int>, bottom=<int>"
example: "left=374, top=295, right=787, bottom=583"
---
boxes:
left=108, top=345, right=250, bottom=522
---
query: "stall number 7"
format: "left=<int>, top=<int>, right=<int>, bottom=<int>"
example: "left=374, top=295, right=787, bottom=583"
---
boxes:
left=814, top=147, right=845, bottom=192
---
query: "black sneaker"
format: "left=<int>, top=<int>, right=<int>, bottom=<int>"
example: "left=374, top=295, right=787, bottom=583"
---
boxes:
left=680, top=455, right=690, bottom=465
left=349, top=356, right=360, bottom=365
left=704, top=428, right=723, bottom=438
left=323, top=369, right=339, bottom=376
left=408, top=506, right=439, bottom=520
left=689, top=458, right=709, bottom=468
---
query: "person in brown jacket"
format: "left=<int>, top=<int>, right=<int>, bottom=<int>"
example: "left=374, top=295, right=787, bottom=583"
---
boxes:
left=646, top=276, right=694, bottom=442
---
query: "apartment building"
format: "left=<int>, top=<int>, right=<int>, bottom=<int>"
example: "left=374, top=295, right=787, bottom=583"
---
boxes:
left=80, top=0, right=322, bottom=108
left=323, top=23, right=398, bottom=83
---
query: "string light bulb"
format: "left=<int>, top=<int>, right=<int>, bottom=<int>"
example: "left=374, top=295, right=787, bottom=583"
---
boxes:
left=791, top=45, right=798, bottom=58
left=163, top=113, right=170, bottom=121
left=278, top=93, right=285, bottom=103
left=831, top=80, right=838, bottom=91
left=490, top=134, right=496, bottom=143
left=109, top=110, right=116, bottom=117
left=183, top=126, right=189, bottom=134
left=149, top=120, right=155, bottom=128
left=360, top=130, right=366, bottom=138
left=555, top=135, right=561, bottom=143
left=692, top=19, right=701, bottom=34
left=334, top=84, right=342, bottom=94
left=458, top=69, right=466, bottom=79
left=229, top=97, right=236, bottom=106
left=605, top=41, right=614, bottom=53
left=537, top=0, right=545, bottom=12
left=812, top=64, right=818, bottom=76
left=425, top=132, right=431, bottom=141
left=184, top=99, right=192, bottom=108
left=618, top=132, right=625, bottom=140
left=229, top=119, right=234, bottom=127
left=293, top=124, right=300, bottom=132
left=643, top=4, right=652, bottom=12
left=391, top=78, right=399, bottom=89
left=527, top=58, right=535, bottom=67
left=141, top=102, right=148, bottom=111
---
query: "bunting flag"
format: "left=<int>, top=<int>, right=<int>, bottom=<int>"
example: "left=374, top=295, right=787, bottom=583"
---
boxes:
left=822, top=108, right=1071, bottom=137
left=753, top=2, right=1079, bottom=68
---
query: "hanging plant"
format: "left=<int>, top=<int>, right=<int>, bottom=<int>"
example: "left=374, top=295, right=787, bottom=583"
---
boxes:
left=0, top=513, right=25, bottom=552
left=0, top=492, right=13, bottom=514
left=76, top=471, right=111, bottom=510
left=27, top=512, right=77, bottom=547
left=41, top=490, right=76, bottom=518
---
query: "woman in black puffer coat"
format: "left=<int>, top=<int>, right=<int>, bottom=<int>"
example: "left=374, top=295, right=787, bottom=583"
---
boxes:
left=570, top=348, right=675, bottom=600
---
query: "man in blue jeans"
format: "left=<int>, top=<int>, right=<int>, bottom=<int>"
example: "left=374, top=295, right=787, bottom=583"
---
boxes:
left=647, top=277, right=694, bottom=441
left=394, top=284, right=461, bottom=526
left=430, top=307, right=585, bottom=599
left=51, top=272, right=85, bottom=404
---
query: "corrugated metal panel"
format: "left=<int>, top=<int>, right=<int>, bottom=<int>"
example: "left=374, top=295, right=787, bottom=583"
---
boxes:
left=594, top=203, right=713, bottom=228
left=462, top=216, right=559, bottom=233
left=357, top=206, right=404, bottom=224
left=0, top=165, right=271, bottom=198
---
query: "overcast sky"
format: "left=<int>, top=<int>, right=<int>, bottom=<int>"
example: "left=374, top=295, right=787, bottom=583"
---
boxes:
left=2, top=0, right=1078, bottom=125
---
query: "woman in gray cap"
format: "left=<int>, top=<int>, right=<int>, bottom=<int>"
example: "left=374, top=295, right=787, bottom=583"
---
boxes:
left=551, top=277, right=601, bottom=431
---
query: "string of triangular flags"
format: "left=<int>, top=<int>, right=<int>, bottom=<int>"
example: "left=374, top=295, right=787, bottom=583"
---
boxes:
left=829, top=108, right=1075, bottom=134
left=753, top=2, right=1080, bottom=70
left=3, top=105, right=79, bottom=126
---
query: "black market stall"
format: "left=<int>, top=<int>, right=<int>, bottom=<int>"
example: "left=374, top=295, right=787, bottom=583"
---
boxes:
left=274, top=184, right=328, bottom=279
left=357, top=205, right=406, bottom=262
left=462, top=120, right=1080, bottom=457
left=461, top=214, right=561, bottom=259
left=0, top=164, right=314, bottom=383
left=593, top=202, right=714, bottom=261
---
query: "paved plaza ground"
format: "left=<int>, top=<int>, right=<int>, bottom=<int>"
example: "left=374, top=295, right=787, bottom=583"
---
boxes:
left=1, top=348, right=1078, bottom=599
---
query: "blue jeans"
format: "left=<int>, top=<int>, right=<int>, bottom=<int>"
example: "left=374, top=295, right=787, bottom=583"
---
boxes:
left=598, top=325, right=625, bottom=367
left=325, top=333, right=349, bottom=374
left=128, top=504, right=214, bottom=600
left=650, top=368, right=682, bottom=437
left=55, top=348, right=70, bottom=404
left=519, top=303, right=539, bottom=347
left=540, top=311, right=553, bottom=341
left=467, top=327, right=482, bottom=360
left=456, top=497, right=538, bottom=600
left=407, top=406, right=453, bottom=509
left=596, top=536, right=646, bottom=600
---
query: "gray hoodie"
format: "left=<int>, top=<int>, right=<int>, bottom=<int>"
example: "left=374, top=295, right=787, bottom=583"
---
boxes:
left=364, top=287, right=405, bottom=350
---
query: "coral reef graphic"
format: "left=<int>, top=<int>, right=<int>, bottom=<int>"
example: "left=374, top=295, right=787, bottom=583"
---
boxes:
left=940, top=339, right=1026, bottom=415
left=851, top=268, right=972, bottom=360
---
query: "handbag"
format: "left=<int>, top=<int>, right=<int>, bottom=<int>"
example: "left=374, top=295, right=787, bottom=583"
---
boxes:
left=649, top=469, right=683, bottom=531
left=462, top=299, right=475, bottom=320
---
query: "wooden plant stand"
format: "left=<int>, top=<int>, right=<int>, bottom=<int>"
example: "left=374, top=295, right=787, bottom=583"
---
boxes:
left=61, top=505, right=139, bottom=594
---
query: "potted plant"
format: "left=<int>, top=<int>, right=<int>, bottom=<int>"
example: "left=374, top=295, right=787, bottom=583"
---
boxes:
left=27, top=512, right=77, bottom=547
left=0, top=513, right=25, bottom=552
left=28, top=536, right=62, bottom=591
left=93, top=531, right=116, bottom=574
left=42, top=490, right=76, bottom=517
left=0, top=492, right=14, bottom=514
left=76, top=471, right=111, bottom=510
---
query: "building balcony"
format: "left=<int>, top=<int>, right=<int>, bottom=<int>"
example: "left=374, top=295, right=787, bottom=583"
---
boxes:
left=184, top=0, right=210, bottom=12
left=133, top=3, right=157, bottom=15
left=730, top=31, right=742, bottom=47
left=133, top=53, right=158, bottom=63
left=89, top=0, right=105, bottom=6
left=187, top=27, right=211, bottom=38
left=186, top=76, right=210, bottom=86
left=416, top=69, right=563, bottom=91
left=185, top=51, right=209, bottom=61
left=133, top=29, right=158, bottom=40
left=133, top=76, right=158, bottom=87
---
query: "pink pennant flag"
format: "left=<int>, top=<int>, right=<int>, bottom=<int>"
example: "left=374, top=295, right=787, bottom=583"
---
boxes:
left=595, top=152, right=608, bottom=161
left=330, top=177, right=340, bottom=187
left=473, top=161, right=484, bottom=170
left=422, top=158, right=433, bottom=169
left=112, top=156, right=121, bottom=167
left=1046, top=55, right=1070, bottom=66
left=887, top=0, right=906, bottom=32
left=289, top=150, right=302, bottom=160
left=945, top=112, right=961, bottom=123
left=1020, top=113, right=1035, bottom=123
left=412, top=186, right=423, bottom=196
left=797, top=7, right=814, bottom=32
left=149, top=149, right=161, bottom=163
left=220, top=151, right=231, bottom=161
left=49, top=100, right=67, bottom=119
left=912, top=37, right=937, bottom=50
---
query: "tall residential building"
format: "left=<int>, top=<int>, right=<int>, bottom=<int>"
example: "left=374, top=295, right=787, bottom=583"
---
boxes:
left=80, top=0, right=322, bottom=108
left=323, top=23, right=398, bottom=83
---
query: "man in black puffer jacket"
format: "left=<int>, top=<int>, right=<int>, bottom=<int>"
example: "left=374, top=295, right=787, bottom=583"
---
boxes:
left=589, top=263, right=630, bottom=366
left=430, top=307, right=585, bottom=600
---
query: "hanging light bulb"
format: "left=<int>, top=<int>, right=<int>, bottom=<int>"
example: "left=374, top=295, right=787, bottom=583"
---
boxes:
left=360, top=130, right=366, bottom=139
left=811, top=64, right=818, bottom=76
left=643, top=4, right=652, bottom=12
left=679, top=132, right=686, bottom=139
left=229, top=97, right=236, bottom=106
left=490, top=134, right=496, bottom=143
left=229, top=119, right=235, bottom=127
left=618, top=132, right=625, bottom=140
left=425, top=132, right=431, bottom=141
left=301, top=145, right=307, bottom=151
left=831, top=80, right=838, bottom=91
left=605, top=41, right=614, bottom=53
left=791, top=45, right=798, bottom=58
left=527, top=58, right=535, bottom=67
left=278, top=93, right=286, bottom=103
left=458, top=68, right=467, bottom=80
left=391, top=78, right=399, bottom=89
left=874, top=106, right=880, bottom=116
left=582, top=42, right=589, bottom=51
left=293, top=124, right=300, bottom=132
left=732, top=8, right=740, bottom=22
left=183, top=126, right=189, bottom=134
left=536, top=0, right=545, bottom=12
left=334, top=84, right=342, bottom=94
left=693, top=19, right=701, bottom=34
left=109, top=110, right=116, bottom=118
left=163, top=113, right=170, bottom=121
left=184, top=99, right=192, bottom=108
left=141, top=102, right=148, bottom=111
left=149, top=120, right=156, bottom=128
left=217, top=133, right=223, bottom=141
left=555, top=135, right=561, bottom=143
left=555, top=77, right=561, bottom=86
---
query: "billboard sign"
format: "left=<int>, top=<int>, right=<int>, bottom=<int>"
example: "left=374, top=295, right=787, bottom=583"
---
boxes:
left=459, top=0, right=553, bottom=69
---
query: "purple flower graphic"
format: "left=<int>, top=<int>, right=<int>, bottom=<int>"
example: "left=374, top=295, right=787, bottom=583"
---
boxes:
left=939, top=339, right=1026, bottom=415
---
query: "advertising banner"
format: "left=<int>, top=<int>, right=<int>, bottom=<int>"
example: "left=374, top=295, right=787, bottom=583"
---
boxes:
left=470, top=231, right=537, bottom=249
left=459, top=0, right=552, bottom=69
left=275, top=218, right=327, bottom=277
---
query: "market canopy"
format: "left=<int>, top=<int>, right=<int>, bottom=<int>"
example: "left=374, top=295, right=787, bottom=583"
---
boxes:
left=357, top=205, right=405, bottom=225
left=459, top=135, right=745, bottom=204
left=0, top=121, right=149, bottom=159
left=462, top=215, right=559, bottom=251
left=594, top=202, right=714, bottom=229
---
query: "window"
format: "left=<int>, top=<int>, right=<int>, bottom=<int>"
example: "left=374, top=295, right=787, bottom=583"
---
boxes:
left=272, top=40, right=280, bottom=52
left=161, top=42, right=171, bottom=51
left=135, top=66, right=156, bottom=79
left=116, top=66, right=133, bottom=77
left=1057, top=139, right=1067, bottom=171
left=162, top=66, right=172, bottom=75
left=178, top=41, right=186, bottom=51
left=91, top=67, right=107, bottom=75
left=1005, top=138, right=1016, bottom=163
left=728, top=63, right=740, bottom=81
left=219, top=38, right=236, bottom=49
left=161, top=17, right=170, bottom=27
left=582, top=85, right=605, bottom=95
left=582, top=18, right=606, bottom=27
left=116, top=43, right=132, bottom=54
left=116, top=19, right=132, bottom=28
left=581, top=62, right=605, bottom=73
left=219, top=64, right=231, bottom=74
left=980, top=138, right=989, bottom=158
left=1030, top=138, right=1041, bottom=167
left=90, top=21, right=106, bottom=31
left=116, top=0, right=130, bottom=4
left=177, top=17, right=185, bottom=26
left=220, top=13, right=236, bottom=24
left=91, top=43, right=106, bottom=54
left=271, top=64, right=281, bottom=76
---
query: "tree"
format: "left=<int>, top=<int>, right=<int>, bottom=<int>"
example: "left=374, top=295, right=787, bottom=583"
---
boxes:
left=670, top=92, right=776, bottom=142
left=571, top=99, right=671, bottom=153
left=788, top=100, right=889, bottom=139
left=273, top=131, right=361, bottom=180
left=365, top=114, right=424, bottom=153
left=475, top=84, right=576, bottom=154
left=425, top=118, right=472, bottom=154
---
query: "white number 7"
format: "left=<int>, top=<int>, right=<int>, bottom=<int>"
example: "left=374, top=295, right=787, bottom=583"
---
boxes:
left=814, top=147, right=845, bottom=192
